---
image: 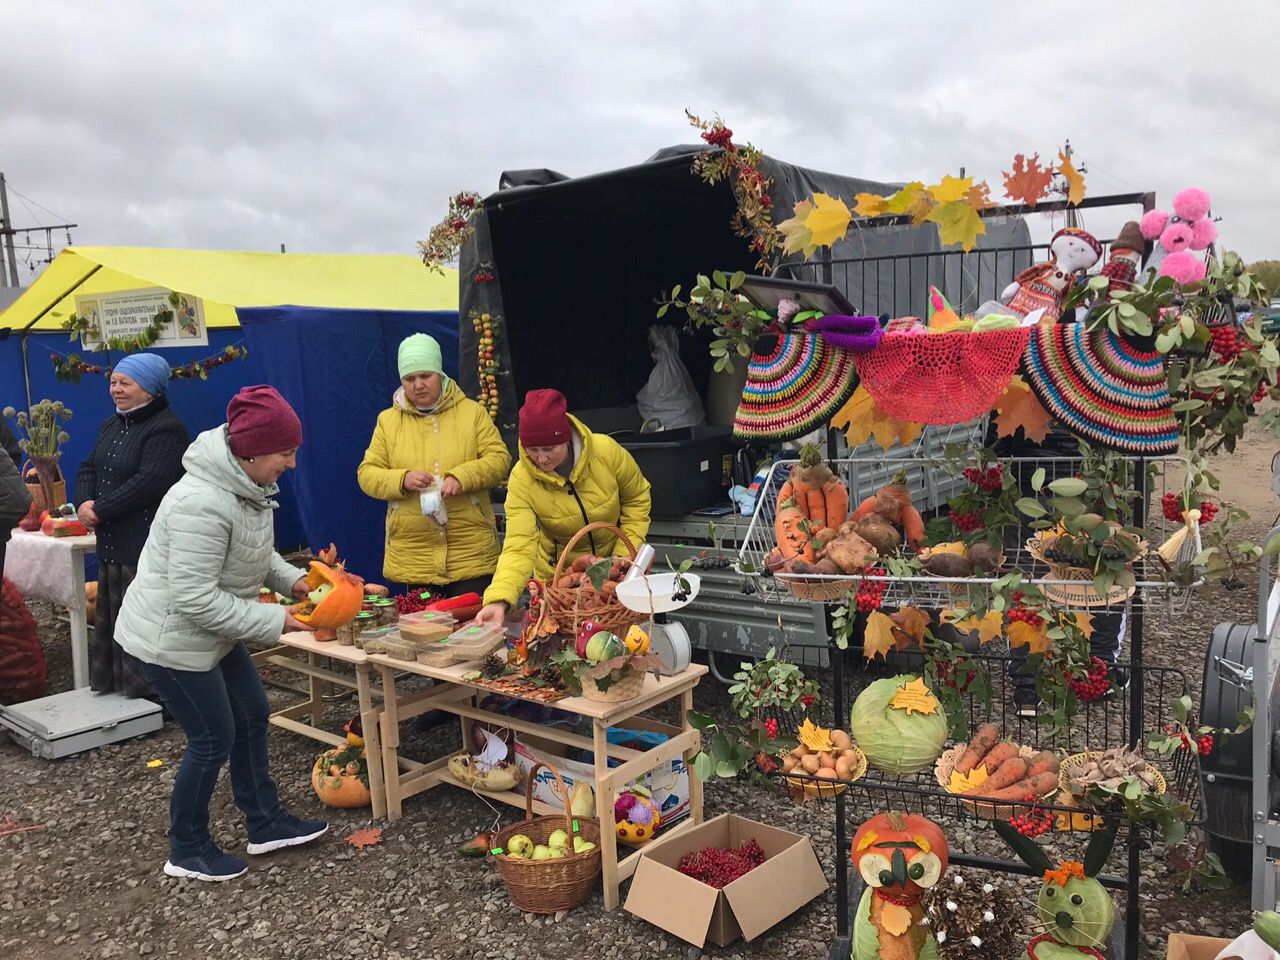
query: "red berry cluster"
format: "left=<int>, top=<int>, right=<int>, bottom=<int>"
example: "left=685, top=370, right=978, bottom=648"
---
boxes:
left=1161, top=493, right=1218, bottom=524
left=396, top=591, right=439, bottom=615
left=963, top=464, right=1004, bottom=492
left=1064, top=656, right=1111, bottom=702
left=1007, top=592, right=1045, bottom=627
left=1164, top=725, right=1214, bottom=756
left=1199, top=734, right=1214, bottom=756
left=1210, top=325, right=1243, bottom=361
left=1199, top=501, right=1218, bottom=523
left=855, top=567, right=887, bottom=612
left=764, top=717, right=779, bottom=739
left=950, top=510, right=985, bottom=533
left=936, top=657, right=975, bottom=692
left=701, top=126, right=735, bottom=150
left=1254, top=382, right=1270, bottom=404
left=1008, top=802, right=1053, bottom=837
left=678, top=839, right=765, bottom=889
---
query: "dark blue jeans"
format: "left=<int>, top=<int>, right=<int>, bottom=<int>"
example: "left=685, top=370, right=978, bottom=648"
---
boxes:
left=141, top=642, right=283, bottom=860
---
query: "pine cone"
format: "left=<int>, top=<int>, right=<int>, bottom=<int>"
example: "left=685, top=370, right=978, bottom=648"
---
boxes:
left=481, top=652, right=506, bottom=679
left=539, top=661, right=563, bottom=687
left=923, top=873, right=1025, bottom=960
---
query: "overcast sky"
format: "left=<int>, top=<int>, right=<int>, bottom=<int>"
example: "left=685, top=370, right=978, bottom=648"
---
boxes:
left=2, top=0, right=1277, bottom=283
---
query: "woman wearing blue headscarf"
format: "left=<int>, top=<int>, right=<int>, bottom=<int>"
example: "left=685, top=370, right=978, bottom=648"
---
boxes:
left=76, top=353, right=189, bottom=698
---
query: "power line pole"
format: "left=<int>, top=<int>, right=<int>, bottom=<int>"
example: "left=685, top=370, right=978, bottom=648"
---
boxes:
left=0, top=172, right=77, bottom=286
left=0, top=172, right=18, bottom=286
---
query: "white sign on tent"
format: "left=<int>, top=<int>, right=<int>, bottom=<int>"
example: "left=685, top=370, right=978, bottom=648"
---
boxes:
left=73, top=287, right=208, bottom=350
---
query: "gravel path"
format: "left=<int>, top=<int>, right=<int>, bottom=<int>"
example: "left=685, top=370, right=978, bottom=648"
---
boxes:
left=3, top=437, right=1277, bottom=959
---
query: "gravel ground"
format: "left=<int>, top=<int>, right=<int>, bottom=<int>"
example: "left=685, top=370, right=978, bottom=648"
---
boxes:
left=3, top=437, right=1277, bottom=959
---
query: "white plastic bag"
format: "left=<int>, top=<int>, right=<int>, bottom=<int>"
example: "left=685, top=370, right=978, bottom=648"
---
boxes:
left=636, top=326, right=705, bottom=432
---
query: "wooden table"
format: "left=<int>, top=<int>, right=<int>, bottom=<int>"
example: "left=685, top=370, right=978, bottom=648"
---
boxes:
left=265, top=632, right=388, bottom=818
left=369, top=651, right=707, bottom=911
left=4, top=529, right=96, bottom=688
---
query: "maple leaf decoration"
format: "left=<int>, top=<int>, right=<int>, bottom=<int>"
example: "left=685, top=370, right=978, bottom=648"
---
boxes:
left=927, top=174, right=974, bottom=205
left=940, top=607, right=1003, bottom=645
left=994, top=376, right=1052, bottom=443
left=889, top=605, right=929, bottom=651
left=1003, top=153, right=1054, bottom=207
left=863, top=610, right=897, bottom=661
left=797, top=718, right=835, bottom=753
left=947, top=764, right=990, bottom=795
left=1057, top=149, right=1087, bottom=206
left=1008, top=619, right=1051, bottom=655
left=803, top=193, right=853, bottom=247
left=889, top=677, right=940, bottom=716
left=777, top=198, right=817, bottom=257
left=347, top=827, right=383, bottom=849
left=926, top=200, right=986, bottom=253
left=832, top=386, right=923, bottom=452
left=881, top=181, right=933, bottom=225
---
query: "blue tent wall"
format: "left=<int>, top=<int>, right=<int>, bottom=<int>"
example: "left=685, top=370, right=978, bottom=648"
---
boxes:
left=236, top=307, right=460, bottom=585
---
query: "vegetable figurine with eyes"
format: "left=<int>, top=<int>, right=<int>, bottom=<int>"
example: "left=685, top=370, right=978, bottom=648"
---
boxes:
left=993, top=819, right=1119, bottom=960
left=852, top=811, right=949, bottom=960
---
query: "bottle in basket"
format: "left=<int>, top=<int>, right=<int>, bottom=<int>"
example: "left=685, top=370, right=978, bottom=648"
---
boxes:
left=621, top=543, right=655, bottom=583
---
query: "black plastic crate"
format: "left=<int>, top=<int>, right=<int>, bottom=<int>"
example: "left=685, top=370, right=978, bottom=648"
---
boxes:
left=616, top=426, right=736, bottom=517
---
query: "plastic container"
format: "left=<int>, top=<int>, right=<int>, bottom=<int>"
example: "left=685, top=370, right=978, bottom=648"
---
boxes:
left=414, top=623, right=506, bottom=668
left=615, top=426, right=734, bottom=517
left=382, top=636, right=423, bottom=661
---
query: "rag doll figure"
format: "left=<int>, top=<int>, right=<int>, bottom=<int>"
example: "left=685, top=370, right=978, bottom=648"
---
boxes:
left=997, top=227, right=1102, bottom=326
left=1098, top=221, right=1145, bottom=295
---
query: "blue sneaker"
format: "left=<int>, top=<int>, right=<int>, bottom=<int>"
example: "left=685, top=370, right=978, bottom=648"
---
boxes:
left=164, top=849, right=248, bottom=882
left=246, top=813, right=329, bottom=855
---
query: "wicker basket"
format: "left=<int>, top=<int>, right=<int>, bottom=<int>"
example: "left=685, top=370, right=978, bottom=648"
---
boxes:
left=1059, top=751, right=1167, bottom=799
left=785, top=746, right=867, bottom=798
left=934, top=743, right=1059, bottom=820
left=544, top=522, right=648, bottom=637
left=23, top=459, right=67, bottom=514
left=1026, top=534, right=1144, bottom=607
left=492, top=762, right=602, bottom=914
left=580, top=665, right=646, bottom=703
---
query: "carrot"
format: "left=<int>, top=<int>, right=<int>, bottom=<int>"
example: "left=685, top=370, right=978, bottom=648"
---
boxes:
left=955, top=723, right=1001, bottom=775
left=977, top=741, right=1019, bottom=775
left=901, top=505, right=926, bottom=548
left=982, top=771, right=1058, bottom=802
left=1027, top=751, right=1060, bottom=778
left=821, top=477, right=850, bottom=528
left=975, top=757, right=1029, bottom=796
left=775, top=500, right=816, bottom=563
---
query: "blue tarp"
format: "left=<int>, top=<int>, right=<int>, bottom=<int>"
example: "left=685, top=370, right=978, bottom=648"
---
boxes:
left=236, top=307, right=459, bottom=584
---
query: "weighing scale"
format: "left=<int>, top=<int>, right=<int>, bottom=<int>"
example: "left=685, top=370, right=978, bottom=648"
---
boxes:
left=0, top=688, right=162, bottom=759
left=614, top=573, right=700, bottom=675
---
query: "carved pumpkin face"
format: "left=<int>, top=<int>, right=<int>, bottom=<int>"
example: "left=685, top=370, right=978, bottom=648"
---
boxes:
left=1037, top=875, right=1114, bottom=948
left=295, top=561, right=364, bottom=628
left=851, top=812, right=948, bottom=905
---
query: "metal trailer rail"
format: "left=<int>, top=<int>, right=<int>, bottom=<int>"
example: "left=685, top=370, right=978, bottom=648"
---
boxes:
left=1252, top=527, right=1280, bottom=911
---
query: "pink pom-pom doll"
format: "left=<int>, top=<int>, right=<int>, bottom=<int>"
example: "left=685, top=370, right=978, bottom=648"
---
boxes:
left=1140, top=187, right=1217, bottom=284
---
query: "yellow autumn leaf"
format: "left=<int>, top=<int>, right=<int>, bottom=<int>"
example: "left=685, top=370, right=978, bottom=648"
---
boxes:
left=854, top=192, right=888, bottom=217
left=1008, top=619, right=1051, bottom=655
left=889, top=676, right=940, bottom=716
left=926, top=199, right=987, bottom=253
left=881, top=181, right=929, bottom=219
left=994, top=375, right=1053, bottom=444
left=777, top=198, right=817, bottom=257
left=927, top=174, right=974, bottom=205
left=146, top=759, right=164, bottom=768
left=930, top=542, right=969, bottom=558
left=864, top=610, right=897, bottom=661
left=803, top=192, right=853, bottom=247
left=797, top=718, right=834, bottom=753
left=941, top=607, right=1004, bottom=645
left=1057, top=149, right=1087, bottom=206
left=947, top=764, right=989, bottom=795
left=1071, top=611, right=1094, bottom=638
left=868, top=407, right=923, bottom=452
left=831, top=386, right=924, bottom=452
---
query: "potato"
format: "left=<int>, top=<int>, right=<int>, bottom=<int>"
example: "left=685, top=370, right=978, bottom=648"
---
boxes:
left=967, top=542, right=1004, bottom=574
left=825, top=531, right=878, bottom=574
left=790, top=559, right=815, bottom=575
left=834, top=756, right=854, bottom=779
left=812, top=527, right=839, bottom=549
left=800, top=754, right=821, bottom=775
left=765, top=547, right=786, bottom=571
left=790, top=746, right=807, bottom=759
left=813, top=558, right=842, bottom=576
left=815, top=768, right=839, bottom=781
left=569, top=554, right=598, bottom=574
left=922, top=552, right=973, bottom=578
left=829, top=729, right=853, bottom=750
left=608, top=559, right=625, bottom=581
left=840, top=748, right=859, bottom=761
left=781, top=755, right=799, bottom=774
left=855, top=516, right=901, bottom=555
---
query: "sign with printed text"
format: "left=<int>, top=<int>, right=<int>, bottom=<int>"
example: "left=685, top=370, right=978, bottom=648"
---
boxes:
left=74, top=287, right=208, bottom=350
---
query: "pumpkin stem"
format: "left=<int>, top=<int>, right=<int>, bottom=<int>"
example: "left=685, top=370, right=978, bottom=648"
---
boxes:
left=886, top=811, right=906, bottom=831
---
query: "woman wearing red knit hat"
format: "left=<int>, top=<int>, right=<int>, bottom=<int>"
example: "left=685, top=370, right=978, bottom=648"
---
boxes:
left=115, top=385, right=328, bottom=882
left=474, top=389, right=651, bottom=627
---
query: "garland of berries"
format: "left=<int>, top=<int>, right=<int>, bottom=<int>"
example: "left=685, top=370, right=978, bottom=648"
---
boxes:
left=1063, top=656, right=1111, bottom=702
left=854, top=566, right=887, bottom=612
left=1162, top=723, right=1214, bottom=756
left=1006, top=591, right=1045, bottom=627
left=471, top=310, right=501, bottom=419
left=962, top=463, right=1004, bottom=492
left=62, top=307, right=171, bottom=353
left=51, top=344, right=249, bottom=384
left=417, top=191, right=482, bottom=273
left=1161, top=492, right=1218, bottom=524
left=685, top=110, right=778, bottom=270
left=936, top=656, right=976, bottom=693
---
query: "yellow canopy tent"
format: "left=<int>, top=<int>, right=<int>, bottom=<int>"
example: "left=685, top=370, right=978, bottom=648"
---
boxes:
left=0, top=246, right=458, bottom=331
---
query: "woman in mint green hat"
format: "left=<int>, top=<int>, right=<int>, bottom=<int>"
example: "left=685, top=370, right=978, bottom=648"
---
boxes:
left=358, top=333, right=510, bottom=596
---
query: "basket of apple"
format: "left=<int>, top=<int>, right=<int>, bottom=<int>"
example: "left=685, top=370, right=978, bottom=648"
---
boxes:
left=548, top=620, right=666, bottom=704
left=490, top=762, right=603, bottom=914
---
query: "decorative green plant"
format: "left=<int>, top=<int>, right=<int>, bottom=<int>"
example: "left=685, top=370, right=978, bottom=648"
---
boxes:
left=656, top=269, right=772, bottom=374
left=3, top=400, right=72, bottom=460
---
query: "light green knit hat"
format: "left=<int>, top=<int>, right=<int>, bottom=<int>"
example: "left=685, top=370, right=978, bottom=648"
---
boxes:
left=398, top=333, right=447, bottom=382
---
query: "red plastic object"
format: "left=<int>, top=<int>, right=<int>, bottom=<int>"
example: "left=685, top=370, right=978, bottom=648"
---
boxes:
left=425, top=592, right=483, bottom=613
left=40, top=517, right=90, bottom=538
left=0, top=577, right=47, bottom=704
left=853, top=327, right=1032, bottom=425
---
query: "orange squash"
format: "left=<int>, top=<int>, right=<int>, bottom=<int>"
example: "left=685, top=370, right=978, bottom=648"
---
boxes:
left=851, top=811, right=948, bottom=905
left=311, top=745, right=371, bottom=808
left=293, top=560, right=364, bottom=629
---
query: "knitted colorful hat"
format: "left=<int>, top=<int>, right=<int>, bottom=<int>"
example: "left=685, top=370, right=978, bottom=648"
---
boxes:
left=1021, top=323, right=1179, bottom=455
left=733, top=333, right=858, bottom=443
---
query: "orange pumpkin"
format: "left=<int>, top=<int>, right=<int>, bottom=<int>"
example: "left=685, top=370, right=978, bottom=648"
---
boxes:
left=311, top=745, right=371, bottom=808
left=294, top=561, right=364, bottom=629
left=851, top=811, right=948, bottom=906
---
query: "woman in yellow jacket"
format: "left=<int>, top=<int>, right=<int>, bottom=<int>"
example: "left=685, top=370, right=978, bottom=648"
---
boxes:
left=358, top=334, right=511, bottom=596
left=475, top=389, right=651, bottom=626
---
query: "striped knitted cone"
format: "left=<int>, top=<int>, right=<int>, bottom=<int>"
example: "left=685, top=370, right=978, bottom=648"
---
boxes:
left=733, top=333, right=859, bottom=443
left=1021, top=323, right=1179, bottom=455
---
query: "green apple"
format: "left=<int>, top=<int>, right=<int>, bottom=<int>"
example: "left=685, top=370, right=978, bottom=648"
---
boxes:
left=530, top=844, right=556, bottom=861
left=507, top=834, right=534, bottom=859
left=573, top=837, right=596, bottom=853
left=307, top=582, right=334, bottom=606
left=548, top=829, right=569, bottom=850
left=584, top=630, right=625, bottom=663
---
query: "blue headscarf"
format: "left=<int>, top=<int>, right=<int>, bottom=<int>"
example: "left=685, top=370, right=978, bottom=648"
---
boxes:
left=113, top=353, right=171, bottom=397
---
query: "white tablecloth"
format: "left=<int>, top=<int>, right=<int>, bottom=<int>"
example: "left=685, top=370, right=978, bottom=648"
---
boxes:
left=4, top=528, right=96, bottom=608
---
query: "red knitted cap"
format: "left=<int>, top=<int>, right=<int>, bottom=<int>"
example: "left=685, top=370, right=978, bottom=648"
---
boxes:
left=519, top=389, right=572, bottom=448
left=227, top=385, right=302, bottom=458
